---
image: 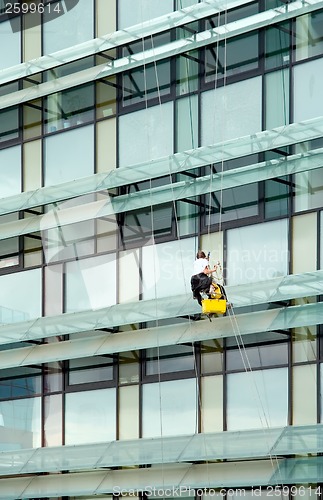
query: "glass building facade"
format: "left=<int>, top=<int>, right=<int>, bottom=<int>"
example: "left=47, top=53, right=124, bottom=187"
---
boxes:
left=0, top=0, right=323, bottom=498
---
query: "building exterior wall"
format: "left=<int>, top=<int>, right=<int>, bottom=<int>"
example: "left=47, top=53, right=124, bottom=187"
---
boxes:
left=0, top=0, right=322, bottom=498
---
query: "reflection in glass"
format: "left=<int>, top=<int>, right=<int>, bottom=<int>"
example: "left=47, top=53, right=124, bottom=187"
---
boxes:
left=65, top=388, right=116, bottom=445
left=0, top=366, right=41, bottom=400
left=295, top=10, right=323, bottom=61
left=0, top=397, right=41, bottom=451
left=44, top=394, right=62, bottom=447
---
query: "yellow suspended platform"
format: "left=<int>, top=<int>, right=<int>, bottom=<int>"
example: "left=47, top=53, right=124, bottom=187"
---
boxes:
left=202, top=298, right=227, bottom=315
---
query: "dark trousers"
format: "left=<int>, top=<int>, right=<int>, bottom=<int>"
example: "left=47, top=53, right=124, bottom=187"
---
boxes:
left=191, top=273, right=212, bottom=306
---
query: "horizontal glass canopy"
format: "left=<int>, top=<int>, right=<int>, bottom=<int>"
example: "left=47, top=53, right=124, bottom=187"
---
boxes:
left=0, top=293, right=321, bottom=351
left=1, top=117, right=323, bottom=217
left=0, top=270, right=322, bottom=367
left=0, top=459, right=286, bottom=500
left=0, top=458, right=322, bottom=498
left=1, top=146, right=323, bottom=241
left=0, top=0, right=252, bottom=86
left=1, top=0, right=322, bottom=109
left=0, top=424, right=320, bottom=476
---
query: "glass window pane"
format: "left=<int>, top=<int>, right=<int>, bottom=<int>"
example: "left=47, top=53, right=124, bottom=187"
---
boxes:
left=201, top=77, right=262, bottom=145
left=176, top=49, right=199, bottom=96
left=207, top=183, right=259, bottom=225
left=176, top=95, right=198, bottom=152
left=146, top=345, right=195, bottom=375
left=293, top=364, right=316, bottom=425
left=0, top=145, right=21, bottom=197
left=43, top=195, right=96, bottom=265
left=201, top=340, right=224, bottom=374
left=122, top=34, right=171, bottom=107
left=0, top=397, right=41, bottom=451
left=0, top=18, right=20, bottom=70
left=44, top=394, right=62, bottom=447
left=23, top=100, right=42, bottom=140
left=118, top=0, right=173, bottom=29
left=119, top=351, right=139, bottom=385
left=226, top=343, right=288, bottom=371
left=118, top=102, right=173, bottom=167
left=43, top=0, right=94, bottom=53
left=65, top=388, right=116, bottom=445
left=294, top=168, right=323, bottom=213
left=122, top=188, right=173, bottom=246
left=96, top=77, right=117, bottom=119
left=265, top=176, right=290, bottom=219
left=227, top=368, right=288, bottom=430
left=122, top=60, right=171, bottom=106
left=45, top=265, right=63, bottom=316
left=226, top=219, right=289, bottom=286
left=45, top=84, right=94, bottom=133
left=0, top=366, right=41, bottom=399
left=142, top=378, right=197, bottom=437
left=68, top=356, right=114, bottom=385
left=0, top=216, right=19, bottom=270
left=205, top=33, right=259, bottom=82
left=65, top=253, right=117, bottom=312
left=294, top=58, right=323, bottom=122
left=119, top=385, right=139, bottom=440
left=0, top=268, right=42, bottom=323
left=44, top=125, right=94, bottom=186
left=141, top=237, right=196, bottom=300
left=265, top=69, right=289, bottom=129
left=0, top=106, right=19, bottom=145
left=295, top=10, right=323, bottom=61
left=265, top=22, right=290, bottom=70
left=44, top=361, right=63, bottom=393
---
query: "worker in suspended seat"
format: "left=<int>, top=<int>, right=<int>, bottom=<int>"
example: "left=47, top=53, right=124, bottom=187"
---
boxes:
left=191, top=250, right=218, bottom=306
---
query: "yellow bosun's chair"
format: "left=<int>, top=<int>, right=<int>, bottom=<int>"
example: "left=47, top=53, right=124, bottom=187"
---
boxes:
left=201, top=282, right=227, bottom=315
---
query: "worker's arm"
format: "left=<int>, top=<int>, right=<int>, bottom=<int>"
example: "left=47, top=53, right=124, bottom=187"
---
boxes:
left=203, top=265, right=217, bottom=275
